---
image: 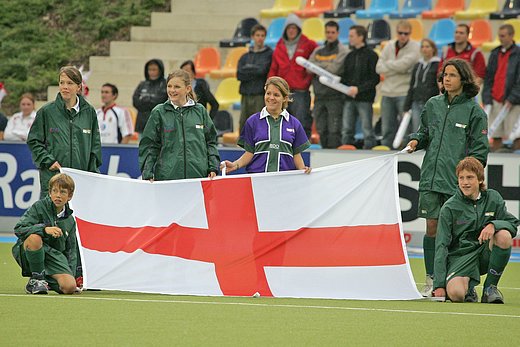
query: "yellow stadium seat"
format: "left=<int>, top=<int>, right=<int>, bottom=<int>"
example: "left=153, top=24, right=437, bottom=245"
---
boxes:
left=454, top=0, right=499, bottom=20
left=372, top=145, right=391, bottom=151
left=209, top=47, right=248, bottom=79
left=214, top=77, right=241, bottom=109
left=481, top=19, right=520, bottom=52
left=302, top=17, right=325, bottom=43
left=408, top=18, right=424, bottom=42
left=260, top=0, right=301, bottom=18
left=194, top=47, right=221, bottom=78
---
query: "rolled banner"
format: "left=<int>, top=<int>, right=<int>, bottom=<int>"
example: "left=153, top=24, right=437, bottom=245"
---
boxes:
left=220, top=161, right=227, bottom=177
left=488, top=106, right=509, bottom=139
left=318, top=76, right=352, bottom=95
left=393, top=111, right=412, bottom=149
left=296, top=56, right=341, bottom=83
left=508, top=117, right=520, bottom=141
left=483, top=104, right=492, bottom=116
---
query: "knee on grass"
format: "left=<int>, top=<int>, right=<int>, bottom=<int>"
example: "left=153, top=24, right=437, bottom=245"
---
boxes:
left=57, top=275, right=77, bottom=294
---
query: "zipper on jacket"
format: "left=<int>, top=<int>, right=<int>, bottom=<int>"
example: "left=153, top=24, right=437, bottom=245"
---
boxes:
left=181, top=110, right=187, bottom=179
left=69, top=117, right=73, bottom=167
left=430, top=102, right=451, bottom=190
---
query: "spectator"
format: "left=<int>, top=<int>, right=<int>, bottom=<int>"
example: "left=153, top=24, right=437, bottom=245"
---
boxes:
left=433, top=157, right=519, bottom=303
left=406, top=59, right=489, bottom=297
left=482, top=23, right=520, bottom=152
left=12, top=173, right=80, bottom=295
left=268, top=13, right=318, bottom=138
left=96, top=83, right=134, bottom=144
left=0, top=110, right=8, bottom=141
left=376, top=20, right=420, bottom=149
left=309, top=20, right=348, bottom=149
left=439, top=24, right=486, bottom=85
left=132, top=59, right=168, bottom=137
left=27, top=66, right=102, bottom=199
left=221, top=76, right=311, bottom=174
left=237, top=24, right=273, bottom=134
left=3, top=93, right=36, bottom=142
left=340, top=25, right=379, bottom=149
left=180, top=60, right=219, bottom=119
left=404, top=39, right=441, bottom=134
left=139, top=69, right=220, bottom=181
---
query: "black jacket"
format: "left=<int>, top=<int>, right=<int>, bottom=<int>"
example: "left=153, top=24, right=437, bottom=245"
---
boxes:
left=132, top=59, right=168, bottom=133
left=404, top=57, right=441, bottom=111
left=194, top=78, right=219, bottom=119
left=237, top=46, right=273, bottom=96
left=340, top=45, right=379, bottom=103
left=482, top=44, right=520, bottom=105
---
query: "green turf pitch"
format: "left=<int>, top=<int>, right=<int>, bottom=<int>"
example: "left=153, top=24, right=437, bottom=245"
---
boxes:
left=1, top=243, right=519, bottom=346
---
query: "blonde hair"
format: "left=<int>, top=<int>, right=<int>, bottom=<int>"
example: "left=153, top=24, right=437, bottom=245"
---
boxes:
left=48, top=173, right=75, bottom=195
left=167, top=69, right=197, bottom=101
left=264, top=76, right=293, bottom=109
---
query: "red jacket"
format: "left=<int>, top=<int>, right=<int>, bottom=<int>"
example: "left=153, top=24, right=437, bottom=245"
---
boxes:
left=439, top=42, right=486, bottom=79
left=268, top=35, right=318, bottom=90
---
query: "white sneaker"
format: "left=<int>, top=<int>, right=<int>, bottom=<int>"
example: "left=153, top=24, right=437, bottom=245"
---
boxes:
left=420, top=275, right=433, bottom=297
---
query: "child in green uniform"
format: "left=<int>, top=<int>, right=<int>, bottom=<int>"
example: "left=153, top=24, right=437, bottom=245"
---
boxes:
left=12, top=173, right=79, bottom=295
left=433, top=157, right=519, bottom=303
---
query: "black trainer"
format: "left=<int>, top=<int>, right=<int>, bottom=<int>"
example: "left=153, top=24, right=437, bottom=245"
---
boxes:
left=25, top=272, right=49, bottom=294
left=481, top=285, right=504, bottom=304
left=464, top=287, right=478, bottom=303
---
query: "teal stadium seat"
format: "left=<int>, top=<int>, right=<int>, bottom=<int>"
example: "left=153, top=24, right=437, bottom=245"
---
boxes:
left=389, top=0, right=432, bottom=19
left=355, top=0, right=398, bottom=19
left=265, top=17, right=286, bottom=48
left=338, top=18, right=356, bottom=45
left=428, top=18, right=457, bottom=50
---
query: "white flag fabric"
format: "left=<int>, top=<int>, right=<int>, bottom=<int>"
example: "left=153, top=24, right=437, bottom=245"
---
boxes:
left=63, top=155, right=421, bottom=300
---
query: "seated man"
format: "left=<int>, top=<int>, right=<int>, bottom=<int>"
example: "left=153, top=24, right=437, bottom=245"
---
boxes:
left=433, top=157, right=519, bottom=303
left=12, top=173, right=80, bottom=295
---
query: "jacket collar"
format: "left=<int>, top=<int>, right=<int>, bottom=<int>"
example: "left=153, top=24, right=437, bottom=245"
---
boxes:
left=259, top=106, right=290, bottom=121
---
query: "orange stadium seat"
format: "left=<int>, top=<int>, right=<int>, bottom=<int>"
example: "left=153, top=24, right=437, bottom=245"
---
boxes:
left=454, top=0, right=499, bottom=20
left=422, top=0, right=464, bottom=19
left=408, top=18, right=424, bottom=42
left=194, top=47, right=221, bottom=78
left=295, top=0, right=335, bottom=18
left=209, top=47, right=248, bottom=79
left=260, top=0, right=300, bottom=18
left=468, top=19, right=492, bottom=48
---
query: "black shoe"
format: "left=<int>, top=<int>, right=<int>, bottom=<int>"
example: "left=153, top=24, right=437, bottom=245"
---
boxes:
left=481, top=285, right=504, bottom=304
left=25, top=272, right=49, bottom=294
left=464, top=287, right=478, bottom=303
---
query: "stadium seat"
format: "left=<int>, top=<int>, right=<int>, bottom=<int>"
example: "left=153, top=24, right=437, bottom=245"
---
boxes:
left=213, top=110, right=234, bottom=137
left=222, top=130, right=240, bottom=146
left=302, top=18, right=325, bottom=43
left=338, top=17, right=356, bottom=45
left=260, top=0, right=300, bottom=18
left=428, top=18, right=457, bottom=50
left=220, top=17, right=259, bottom=48
left=481, top=19, right=520, bottom=51
left=468, top=19, right=492, bottom=48
left=310, top=120, right=320, bottom=144
left=127, top=107, right=139, bottom=144
left=422, top=0, right=464, bottom=19
left=265, top=17, right=286, bottom=48
left=295, top=0, right=334, bottom=18
left=324, top=0, right=365, bottom=18
left=454, top=0, right=498, bottom=20
left=209, top=47, right=248, bottom=79
left=214, top=77, right=241, bottom=109
left=355, top=0, right=398, bottom=19
left=337, top=144, right=357, bottom=150
left=366, top=19, right=391, bottom=48
left=372, top=145, right=391, bottom=151
left=389, top=0, right=431, bottom=19
left=490, top=0, right=520, bottom=20
left=194, top=47, right=221, bottom=78
left=408, top=18, right=424, bottom=42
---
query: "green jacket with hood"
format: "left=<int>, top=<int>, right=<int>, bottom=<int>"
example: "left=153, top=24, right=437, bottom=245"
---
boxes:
left=409, top=92, right=489, bottom=195
left=12, top=195, right=78, bottom=277
left=27, top=93, right=102, bottom=195
left=139, top=100, right=220, bottom=180
left=433, top=189, right=519, bottom=289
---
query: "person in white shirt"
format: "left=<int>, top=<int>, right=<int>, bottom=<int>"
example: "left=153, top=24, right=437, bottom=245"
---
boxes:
left=4, top=93, right=37, bottom=142
left=96, top=83, right=134, bottom=144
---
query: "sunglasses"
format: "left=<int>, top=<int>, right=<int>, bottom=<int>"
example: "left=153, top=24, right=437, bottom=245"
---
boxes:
left=398, top=32, right=410, bottom=36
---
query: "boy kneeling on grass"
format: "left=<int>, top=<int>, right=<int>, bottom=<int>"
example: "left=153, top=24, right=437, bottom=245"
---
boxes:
left=433, top=157, right=519, bottom=303
left=12, top=173, right=80, bottom=295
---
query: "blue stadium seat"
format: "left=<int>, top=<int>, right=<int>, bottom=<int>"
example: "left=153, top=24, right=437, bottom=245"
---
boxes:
left=490, top=0, right=520, bottom=20
left=355, top=0, right=398, bottom=19
left=265, top=17, right=286, bottom=48
left=389, top=0, right=432, bottom=19
left=338, top=18, right=356, bottom=45
left=323, top=0, right=365, bottom=18
left=428, top=18, right=456, bottom=50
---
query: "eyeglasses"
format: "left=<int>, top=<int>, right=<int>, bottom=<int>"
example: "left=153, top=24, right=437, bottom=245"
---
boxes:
left=398, top=32, right=410, bottom=36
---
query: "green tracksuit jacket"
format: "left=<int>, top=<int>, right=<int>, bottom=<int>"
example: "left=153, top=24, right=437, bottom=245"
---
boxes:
left=12, top=196, right=77, bottom=277
left=433, top=189, right=519, bottom=289
left=139, top=100, right=220, bottom=180
left=409, top=93, right=489, bottom=195
left=27, top=93, right=102, bottom=195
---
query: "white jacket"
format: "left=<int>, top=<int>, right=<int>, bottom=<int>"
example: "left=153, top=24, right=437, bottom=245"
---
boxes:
left=3, top=111, right=36, bottom=142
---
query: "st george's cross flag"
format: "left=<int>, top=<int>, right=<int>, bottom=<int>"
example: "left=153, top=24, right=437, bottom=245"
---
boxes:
left=63, top=155, right=421, bottom=300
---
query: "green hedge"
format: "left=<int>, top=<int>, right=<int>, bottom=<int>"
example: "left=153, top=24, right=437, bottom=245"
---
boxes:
left=0, top=0, right=169, bottom=114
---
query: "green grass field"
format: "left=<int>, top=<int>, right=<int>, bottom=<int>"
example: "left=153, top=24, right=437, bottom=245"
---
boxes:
left=1, top=243, right=519, bottom=346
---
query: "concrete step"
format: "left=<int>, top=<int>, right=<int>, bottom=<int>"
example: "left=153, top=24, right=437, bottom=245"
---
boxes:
left=109, top=41, right=202, bottom=59
left=130, top=26, right=231, bottom=43
left=169, top=0, right=274, bottom=16
left=150, top=12, right=245, bottom=29
left=89, top=56, right=182, bottom=74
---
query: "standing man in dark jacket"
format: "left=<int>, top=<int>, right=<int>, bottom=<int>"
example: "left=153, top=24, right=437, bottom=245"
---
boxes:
left=340, top=25, right=379, bottom=149
left=237, top=24, right=272, bottom=134
left=308, top=21, right=348, bottom=149
left=482, top=23, right=520, bottom=152
left=132, top=59, right=168, bottom=136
